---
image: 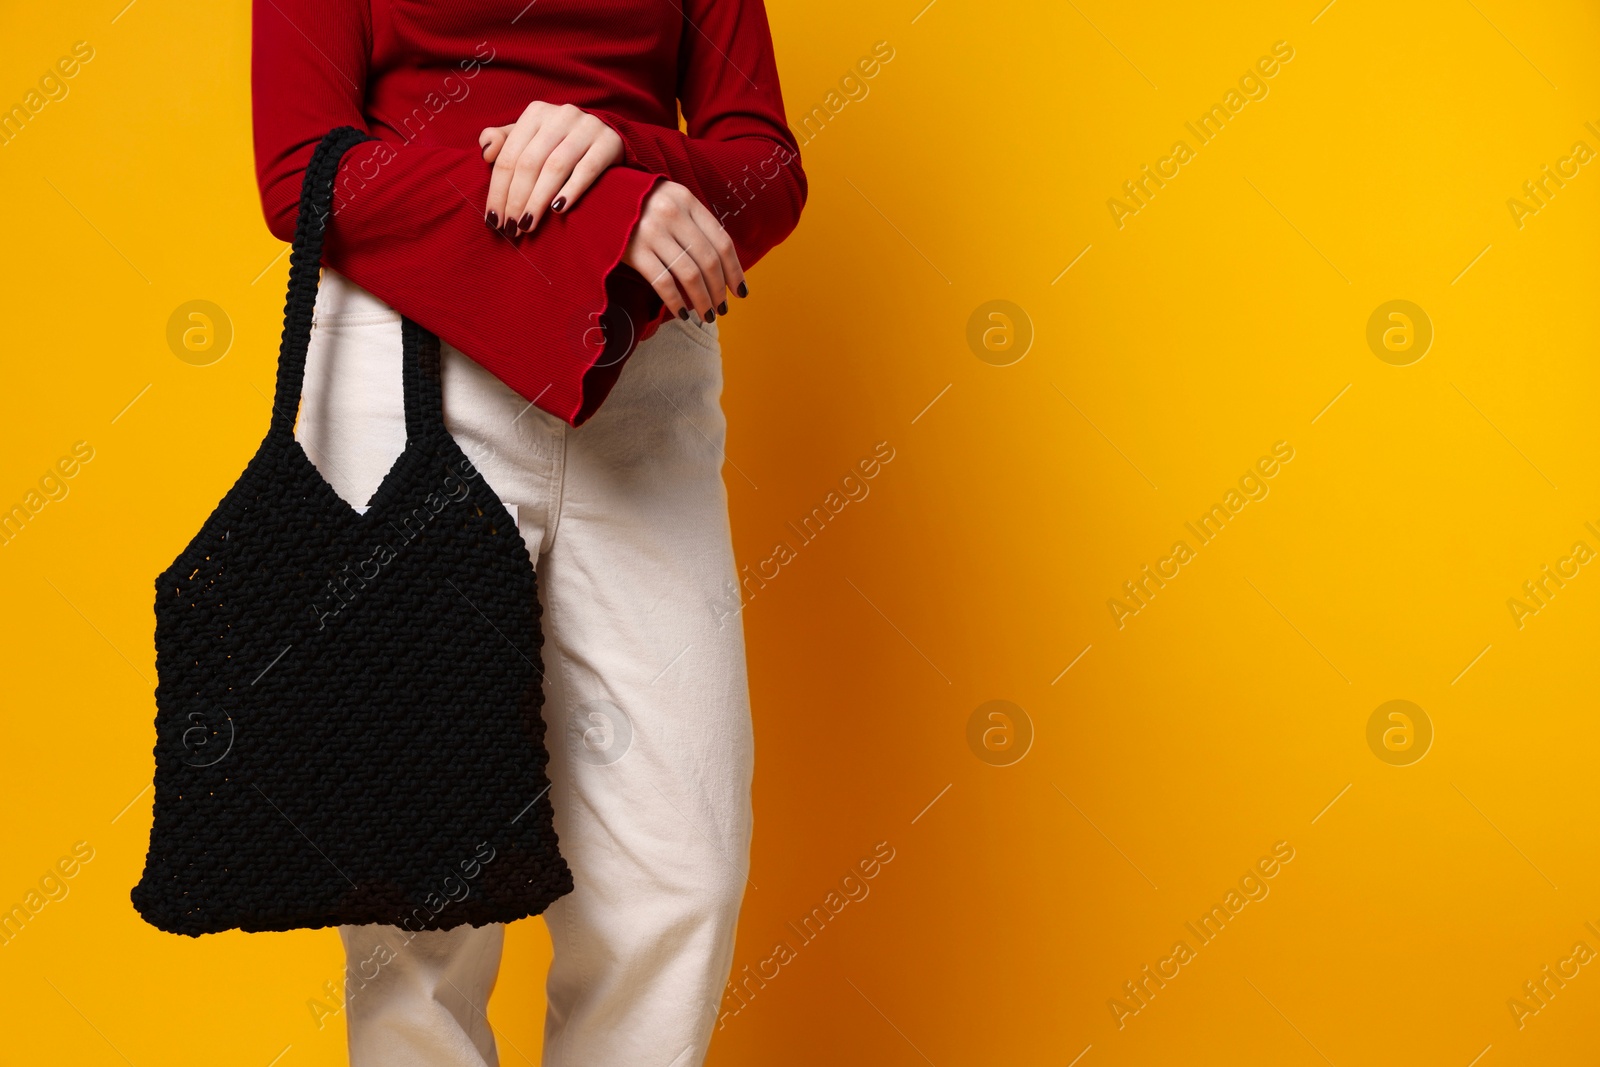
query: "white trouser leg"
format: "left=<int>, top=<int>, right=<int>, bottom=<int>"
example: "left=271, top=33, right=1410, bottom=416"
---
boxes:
left=338, top=923, right=505, bottom=1067
left=534, top=314, right=754, bottom=1067
left=296, top=270, right=753, bottom=1067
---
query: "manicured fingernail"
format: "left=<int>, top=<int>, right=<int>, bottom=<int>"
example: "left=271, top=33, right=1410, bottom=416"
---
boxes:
left=717, top=301, right=728, bottom=315
left=485, top=209, right=499, bottom=229
left=519, top=212, right=534, bottom=230
left=736, top=282, right=748, bottom=298
left=678, top=307, right=690, bottom=320
left=551, top=196, right=566, bottom=213
left=704, top=309, right=716, bottom=323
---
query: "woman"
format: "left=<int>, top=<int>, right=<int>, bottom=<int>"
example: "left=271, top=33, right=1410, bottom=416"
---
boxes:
left=251, top=3, right=806, bottom=1064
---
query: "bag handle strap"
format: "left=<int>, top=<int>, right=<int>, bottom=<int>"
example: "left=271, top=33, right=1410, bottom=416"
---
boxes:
left=267, top=127, right=447, bottom=443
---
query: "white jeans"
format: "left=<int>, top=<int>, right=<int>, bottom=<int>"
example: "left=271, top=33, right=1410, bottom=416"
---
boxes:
left=295, top=270, right=755, bottom=1067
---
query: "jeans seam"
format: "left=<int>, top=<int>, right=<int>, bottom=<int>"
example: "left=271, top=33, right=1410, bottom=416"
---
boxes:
left=544, top=418, right=568, bottom=556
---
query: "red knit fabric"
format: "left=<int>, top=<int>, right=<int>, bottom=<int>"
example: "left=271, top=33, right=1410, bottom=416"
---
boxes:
left=252, top=0, right=807, bottom=426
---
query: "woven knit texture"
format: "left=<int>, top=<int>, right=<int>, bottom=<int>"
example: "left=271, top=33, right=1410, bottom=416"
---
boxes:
left=131, top=128, right=573, bottom=936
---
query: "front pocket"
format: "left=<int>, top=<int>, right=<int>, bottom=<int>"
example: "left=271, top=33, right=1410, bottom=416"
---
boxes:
left=668, top=316, right=721, bottom=353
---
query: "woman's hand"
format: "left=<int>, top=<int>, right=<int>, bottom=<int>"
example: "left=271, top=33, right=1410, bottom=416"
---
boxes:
left=622, top=180, right=747, bottom=323
left=479, top=101, right=623, bottom=235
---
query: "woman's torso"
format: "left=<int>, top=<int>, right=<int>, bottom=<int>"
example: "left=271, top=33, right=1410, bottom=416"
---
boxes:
left=364, top=1, right=682, bottom=147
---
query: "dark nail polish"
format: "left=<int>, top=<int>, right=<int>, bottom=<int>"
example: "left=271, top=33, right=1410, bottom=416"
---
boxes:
left=551, top=196, right=567, bottom=213
left=717, top=301, right=728, bottom=315
left=704, top=309, right=716, bottom=323
left=736, top=282, right=748, bottom=298
left=485, top=209, right=499, bottom=229
left=519, top=212, right=534, bottom=230
left=678, top=307, right=690, bottom=320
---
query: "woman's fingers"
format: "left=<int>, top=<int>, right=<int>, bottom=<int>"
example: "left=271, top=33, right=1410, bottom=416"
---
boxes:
left=631, top=249, right=690, bottom=320
left=483, top=103, right=625, bottom=236
left=669, top=220, right=725, bottom=321
left=685, top=197, right=745, bottom=310
left=661, top=236, right=715, bottom=322
left=478, top=126, right=510, bottom=163
left=509, top=116, right=620, bottom=233
left=485, top=105, right=548, bottom=229
left=502, top=127, right=570, bottom=231
left=621, top=180, right=748, bottom=325
left=548, top=142, right=613, bottom=219
left=646, top=193, right=716, bottom=317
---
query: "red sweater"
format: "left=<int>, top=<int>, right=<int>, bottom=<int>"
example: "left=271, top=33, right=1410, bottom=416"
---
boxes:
left=252, top=0, right=806, bottom=425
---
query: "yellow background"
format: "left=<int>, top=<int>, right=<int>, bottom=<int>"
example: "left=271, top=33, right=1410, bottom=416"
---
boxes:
left=3, top=0, right=1599, bottom=1063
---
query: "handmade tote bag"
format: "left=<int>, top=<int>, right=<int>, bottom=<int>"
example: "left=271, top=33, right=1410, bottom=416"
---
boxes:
left=132, top=127, right=573, bottom=936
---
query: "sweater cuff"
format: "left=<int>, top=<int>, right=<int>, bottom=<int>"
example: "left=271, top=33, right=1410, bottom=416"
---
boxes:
left=585, top=107, right=655, bottom=173
left=579, top=264, right=668, bottom=423
left=572, top=170, right=663, bottom=424
left=315, top=144, right=663, bottom=428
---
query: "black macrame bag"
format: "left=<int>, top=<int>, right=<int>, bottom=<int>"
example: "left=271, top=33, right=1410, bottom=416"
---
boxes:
left=132, top=127, right=572, bottom=936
